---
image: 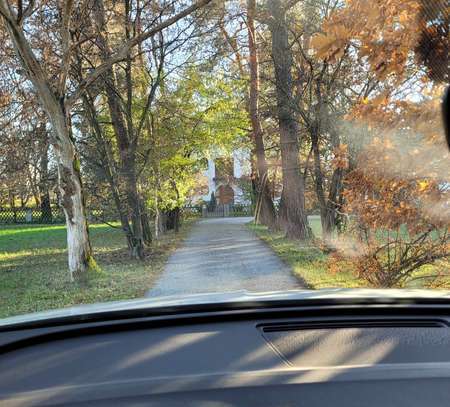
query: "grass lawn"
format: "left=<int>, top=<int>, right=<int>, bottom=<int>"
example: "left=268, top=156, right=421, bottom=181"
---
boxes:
left=248, top=216, right=450, bottom=290
left=0, top=222, right=193, bottom=318
left=248, top=219, right=366, bottom=289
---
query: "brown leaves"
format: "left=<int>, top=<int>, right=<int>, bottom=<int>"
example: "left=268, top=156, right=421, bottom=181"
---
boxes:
left=342, top=79, right=450, bottom=254
left=311, top=24, right=351, bottom=62
left=0, top=90, right=11, bottom=108
left=310, top=33, right=335, bottom=59
left=331, top=144, right=349, bottom=170
left=312, top=0, right=423, bottom=78
left=308, top=0, right=449, bottom=288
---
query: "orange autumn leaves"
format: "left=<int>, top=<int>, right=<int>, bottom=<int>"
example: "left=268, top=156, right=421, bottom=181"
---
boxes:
left=344, top=137, right=447, bottom=234
left=311, top=0, right=422, bottom=79
left=307, top=0, right=449, bottom=286
left=340, top=129, right=449, bottom=287
left=343, top=97, right=449, bottom=234
left=332, top=143, right=349, bottom=170
left=310, top=24, right=351, bottom=63
left=350, top=95, right=446, bottom=142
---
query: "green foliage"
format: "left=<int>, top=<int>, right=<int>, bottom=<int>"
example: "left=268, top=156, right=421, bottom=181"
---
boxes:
left=142, top=66, right=250, bottom=212
left=236, top=178, right=256, bottom=206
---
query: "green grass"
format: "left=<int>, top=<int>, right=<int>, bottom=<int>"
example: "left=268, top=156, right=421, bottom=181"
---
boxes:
left=248, top=220, right=366, bottom=289
left=249, top=217, right=450, bottom=290
left=0, top=222, right=193, bottom=318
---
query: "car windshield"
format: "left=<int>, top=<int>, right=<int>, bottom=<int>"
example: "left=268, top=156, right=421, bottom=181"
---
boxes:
left=0, top=0, right=448, bottom=320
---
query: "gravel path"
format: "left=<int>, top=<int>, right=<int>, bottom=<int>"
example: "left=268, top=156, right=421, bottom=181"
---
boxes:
left=146, top=217, right=301, bottom=297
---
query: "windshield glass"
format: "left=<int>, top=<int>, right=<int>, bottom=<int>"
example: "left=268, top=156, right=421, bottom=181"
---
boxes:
left=0, top=0, right=448, bottom=319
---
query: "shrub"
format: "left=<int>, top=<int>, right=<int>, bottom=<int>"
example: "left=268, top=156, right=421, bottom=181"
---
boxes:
left=336, top=132, right=450, bottom=287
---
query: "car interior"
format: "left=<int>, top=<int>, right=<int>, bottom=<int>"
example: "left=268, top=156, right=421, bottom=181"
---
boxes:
left=2, top=295, right=450, bottom=406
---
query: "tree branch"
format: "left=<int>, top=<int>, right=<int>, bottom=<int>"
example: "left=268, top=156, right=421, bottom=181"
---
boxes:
left=57, top=0, right=75, bottom=97
left=65, top=0, right=212, bottom=108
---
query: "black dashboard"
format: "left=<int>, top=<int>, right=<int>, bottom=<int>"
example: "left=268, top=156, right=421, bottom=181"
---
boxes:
left=2, top=299, right=450, bottom=406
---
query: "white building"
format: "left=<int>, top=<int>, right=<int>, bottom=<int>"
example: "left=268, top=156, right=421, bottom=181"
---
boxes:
left=196, top=149, right=252, bottom=205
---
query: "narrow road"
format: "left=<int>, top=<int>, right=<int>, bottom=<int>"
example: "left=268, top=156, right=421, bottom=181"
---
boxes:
left=146, top=217, right=301, bottom=297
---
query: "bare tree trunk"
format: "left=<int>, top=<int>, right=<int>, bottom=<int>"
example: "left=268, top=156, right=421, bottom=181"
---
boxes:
left=154, top=200, right=161, bottom=240
left=141, top=211, right=152, bottom=245
left=160, top=212, right=168, bottom=234
left=310, top=93, right=345, bottom=239
left=123, top=0, right=146, bottom=254
left=174, top=208, right=180, bottom=233
left=8, top=190, right=16, bottom=223
left=247, top=0, right=276, bottom=228
left=323, top=122, right=345, bottom=236
left=93, top=0, right=144, bottom=259
left=169, top=182, right=181, bottom=233
left=324, top=167, right=344, bottom=235
left=311, top=124, right=345, bottom=239
left=27, top=165, right=41, bottom=208
left=268, top=0, right=312, bottom=240
left=164, top=209, right=180, bottom=232
left=107, top=92, right=145, bottom=258
left=154, top=169, right=163, bottom=239
left=53, top=113, right=94, bottom=279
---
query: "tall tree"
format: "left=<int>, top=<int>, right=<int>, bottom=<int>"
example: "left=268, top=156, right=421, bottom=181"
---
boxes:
left=267, top=0, right=312, bottom=239
left=247, top=0, right=276, bottom=228
left=90, top=0, right=149, bottom=259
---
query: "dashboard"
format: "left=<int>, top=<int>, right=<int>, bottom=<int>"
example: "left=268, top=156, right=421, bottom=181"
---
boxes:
left=2, top=300, right=450, bottom=406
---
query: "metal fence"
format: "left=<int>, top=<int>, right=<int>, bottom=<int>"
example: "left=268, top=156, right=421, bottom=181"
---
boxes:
left=202, top=204, right=254, bottom=218
left=0, top=203, right=254, bottom=225
left=0, top=207, right=117, bottom=225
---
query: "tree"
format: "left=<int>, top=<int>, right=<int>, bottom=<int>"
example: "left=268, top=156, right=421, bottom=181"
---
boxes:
left=267, top=0, right=312, bottom=239
left=0, top=71, right=56, bottom=217
left=287, top=0, right=350, bottom=238
left=36, top=123, right=53, bottom=222
left=215, top=0, right=277, bottom=228
left=247, top=0, right=277, bottom=228
left=87, top=0, right=162, bottom=258
left=0, top=0, right=213, bottom=278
